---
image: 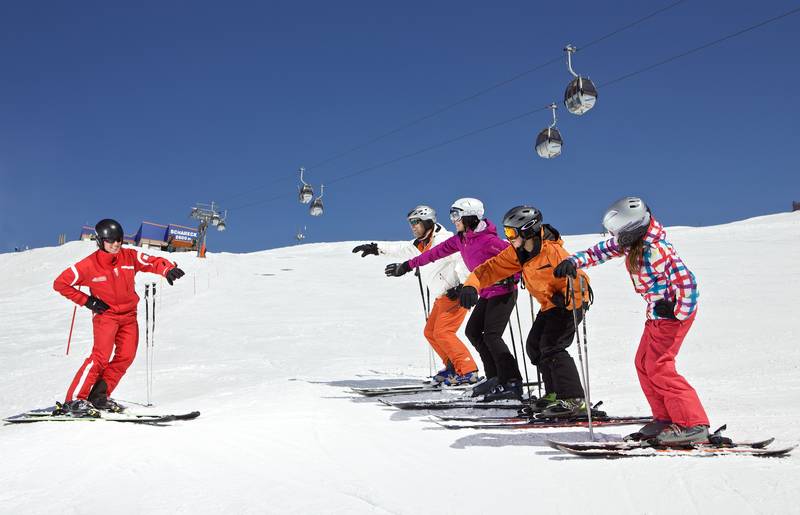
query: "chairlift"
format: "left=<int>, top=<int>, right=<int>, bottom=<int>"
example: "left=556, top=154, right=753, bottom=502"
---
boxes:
left=296, top=226, right=306, bottom=242
left=298, top=167, right=314, bottom=204
left=563, top=45, right=598, bottom=116
left=309, top=184, right=324, bottom=217
left=535, top=104, right=563, bottom=159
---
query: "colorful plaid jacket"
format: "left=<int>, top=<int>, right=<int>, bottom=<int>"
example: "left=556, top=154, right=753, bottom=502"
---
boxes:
left=567, top=217, right=698, bottom=320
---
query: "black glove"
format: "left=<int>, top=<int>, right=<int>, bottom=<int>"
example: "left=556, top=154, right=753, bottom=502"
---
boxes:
left=553, top=259, right=577, bottom=279
left=551, top=290, right=566, bottom=308
left=653, top=299, right=677, bottom=319
left=166, top=267, right=185, bottom=285
left=446, top=284, right=463, bottom=300
left=84, top=295, right=110, bottom=314
left=352, top=243, right=379, bottom=257
left=384, top=262, right=411, bottom=277
left=458, top=286, right=479, bottom=309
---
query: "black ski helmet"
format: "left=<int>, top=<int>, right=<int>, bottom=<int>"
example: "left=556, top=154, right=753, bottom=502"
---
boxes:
left=502, top=205, right=543, bottom=240
left=95, top=219, right=124, bottom=250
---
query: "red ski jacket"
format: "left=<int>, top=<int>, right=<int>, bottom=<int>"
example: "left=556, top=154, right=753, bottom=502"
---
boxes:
left=53, top=248, right=176, bottom=315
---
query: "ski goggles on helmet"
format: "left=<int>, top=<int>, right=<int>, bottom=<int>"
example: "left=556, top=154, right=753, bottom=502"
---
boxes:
left=503, top=226, right=521, bottom=240
left=449, top=208, right=463, bottom=222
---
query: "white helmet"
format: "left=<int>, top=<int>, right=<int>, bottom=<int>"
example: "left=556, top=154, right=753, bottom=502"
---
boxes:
left=449, top=198, right=484, bottom=222
left=602, top=197, right=651, bottom=246
left=407, top=205, right=436, bottom=223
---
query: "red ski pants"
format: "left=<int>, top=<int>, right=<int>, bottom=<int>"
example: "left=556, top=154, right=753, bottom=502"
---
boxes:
left=65, top=312, right=139, bottom=402
left=635, top=312, right=709, bottom=427
left=423, top=296, right=477, bottom=375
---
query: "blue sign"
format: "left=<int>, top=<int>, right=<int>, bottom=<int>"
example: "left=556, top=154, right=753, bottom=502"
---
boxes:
left=167, top=224, right=198, bottom=243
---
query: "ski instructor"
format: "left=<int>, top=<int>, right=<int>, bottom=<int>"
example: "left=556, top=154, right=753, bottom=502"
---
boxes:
left=352, top=205, right=479, bottom=385
left=52, top=219, right=185, bottom=416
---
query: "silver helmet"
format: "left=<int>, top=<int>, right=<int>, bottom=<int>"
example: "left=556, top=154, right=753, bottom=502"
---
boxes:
left=407, top=205, right=437, bottom=223
left=602, top=197, right=651, bottom=246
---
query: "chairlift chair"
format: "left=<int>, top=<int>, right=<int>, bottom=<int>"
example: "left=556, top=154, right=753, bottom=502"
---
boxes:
left=309, top=184, right=324, bottom=217
left=535, top=103, right=563, bottom=159
left=298, top=167, right=314, bottom=204
left=563, top=45, right=598, bottom=116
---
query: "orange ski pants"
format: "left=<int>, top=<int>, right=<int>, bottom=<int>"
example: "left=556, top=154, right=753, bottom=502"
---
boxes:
left=423, top=296, right=477, bottom=375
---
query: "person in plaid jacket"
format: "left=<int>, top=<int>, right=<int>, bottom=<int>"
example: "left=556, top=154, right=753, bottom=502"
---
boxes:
left=553, top=197, right=709, bottom=445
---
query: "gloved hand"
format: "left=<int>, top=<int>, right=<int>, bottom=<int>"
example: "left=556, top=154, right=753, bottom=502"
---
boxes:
left=384, top=262, right=411, bottom=277
left=459, top=286, right=479, bottom=309
left=653, top=299, right=677, bottom=319
left=553, top=259, right=577, bottom=279
left=352, top=243, right=379, bottom=257
left=551, top=290, right=566, bottom=308
left=446, top=284, right=463, bottom=300
left=84, top=295, right=110, bottom=314
left=166, top=267, right=185, bottom=286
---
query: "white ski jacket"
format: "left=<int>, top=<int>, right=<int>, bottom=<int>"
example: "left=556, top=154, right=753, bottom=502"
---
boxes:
left=379, top=223, right=469, bottom=298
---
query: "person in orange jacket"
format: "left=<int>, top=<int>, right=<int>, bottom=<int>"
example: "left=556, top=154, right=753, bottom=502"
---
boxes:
left=52, top=219, right=185, bottom=416
left=462, top=206, right=591, bottom=417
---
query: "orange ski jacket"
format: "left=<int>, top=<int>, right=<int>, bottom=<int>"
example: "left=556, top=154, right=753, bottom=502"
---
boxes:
left=464, top=227, right=590, bottom=312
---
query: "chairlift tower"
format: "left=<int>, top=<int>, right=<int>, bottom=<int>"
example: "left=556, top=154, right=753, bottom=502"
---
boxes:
left=190, top=201, right=228, bottom=258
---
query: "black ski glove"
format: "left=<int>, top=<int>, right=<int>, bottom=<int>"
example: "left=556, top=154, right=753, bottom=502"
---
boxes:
left=553, top=259, right=577, bottom=279
left=459, top=286, right=479, bottom=309
left=352, top=243, right=379, bottom=257
left=385, top=261, right=411, bottom=277
left=551, top=290, right=566, bottom=309
left=653, top=299, right=677, bottom=319
left=166, top=267, right=185, bottom=286
left=446, top=284, right=463, bottom=300
left=84, top=295, right=110, bottom=314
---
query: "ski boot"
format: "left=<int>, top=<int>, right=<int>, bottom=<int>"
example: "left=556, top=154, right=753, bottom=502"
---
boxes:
left=431, top=364, right=455, bottom=385
left=470, top=376, right=498, bottom=398
left=538, top=398, right=587, bottom=418
left=52, top=399, right=101, bottom=418
left=444, top=370, right=481, bottom=386
left=624, top=419, right=672, bottom=441
left=481, top=380, right=523, bottom=402
left=87, top=378, right=125, bottom=412
left=655, top=424, right=710, bottom=446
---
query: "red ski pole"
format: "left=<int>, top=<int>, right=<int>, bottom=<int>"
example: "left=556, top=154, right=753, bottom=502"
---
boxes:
left=65, top=287, right=81, bottom=355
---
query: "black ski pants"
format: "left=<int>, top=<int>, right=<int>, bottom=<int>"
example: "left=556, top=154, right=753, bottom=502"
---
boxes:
left=526, top=307, right=584, bottom=399
left=464, top=291, right=522, bottom=384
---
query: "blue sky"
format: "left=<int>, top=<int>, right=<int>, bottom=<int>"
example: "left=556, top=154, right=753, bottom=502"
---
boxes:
left=1, top=1, right=798, bottom=253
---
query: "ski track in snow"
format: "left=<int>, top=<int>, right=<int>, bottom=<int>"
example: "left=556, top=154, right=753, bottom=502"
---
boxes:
left=1, top=212, right=799, bottom=514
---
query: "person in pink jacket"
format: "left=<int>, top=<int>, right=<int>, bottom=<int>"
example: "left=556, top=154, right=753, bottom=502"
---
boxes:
left=52, top=219, right=185, bottom=417
left=385, top=198, right=523, bottom=401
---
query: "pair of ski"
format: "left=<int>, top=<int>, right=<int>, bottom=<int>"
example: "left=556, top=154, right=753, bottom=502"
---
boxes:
left=351, top=383, right=471, bottom=397
left=549, top=437, right=795, bottom=458
left=4, top=408, right=201, bottom=425
left=431, top=412, right=652, bottom=430
left=547, top=424, right=796, bottom=458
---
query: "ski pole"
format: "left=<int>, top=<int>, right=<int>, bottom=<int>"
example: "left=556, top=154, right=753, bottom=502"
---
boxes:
left=513, top=300, right=533, bottom=401
left=568, top=276, right=593, bottom=440
left=415, top=267, right=433, bottom=377
left=65, top=287, right=80, bottom=356
left=145, top=284, right=151, bottom=406
left=579, top=276, right=592, bottom=414
left=529, top=293, right=542, bottom=398
left=149, top=282, right=157, bottom=406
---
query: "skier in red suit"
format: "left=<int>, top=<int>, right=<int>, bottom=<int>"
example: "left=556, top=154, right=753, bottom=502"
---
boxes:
left=52, top=219, right=185, bottom=415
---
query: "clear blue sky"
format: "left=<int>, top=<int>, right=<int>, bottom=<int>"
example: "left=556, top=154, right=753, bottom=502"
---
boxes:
left=1, top=1, right=798, bottom=253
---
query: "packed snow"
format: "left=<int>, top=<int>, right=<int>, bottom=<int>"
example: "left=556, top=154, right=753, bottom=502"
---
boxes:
left=1, top=212, right=798, bottom=514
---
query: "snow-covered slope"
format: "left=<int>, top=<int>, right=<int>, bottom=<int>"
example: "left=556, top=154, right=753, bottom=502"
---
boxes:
left=1, top=212, right=798, bottom=514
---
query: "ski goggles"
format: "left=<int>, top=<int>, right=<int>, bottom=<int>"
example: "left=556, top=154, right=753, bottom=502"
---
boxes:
left=408, top=218, right=424, bottom=226
left=449, top=208, right=463, bottom=222
left=503, top=226, right=521, bottom=240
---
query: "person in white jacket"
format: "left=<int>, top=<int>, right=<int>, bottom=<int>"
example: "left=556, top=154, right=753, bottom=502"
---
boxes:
left=352, top=205, right=480, bottom=385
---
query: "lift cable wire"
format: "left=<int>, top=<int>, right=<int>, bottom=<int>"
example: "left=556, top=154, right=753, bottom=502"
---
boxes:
left=222, top=0, right=687, bottom=204
left=228, top=5, right=799, bottom=212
